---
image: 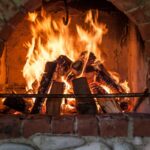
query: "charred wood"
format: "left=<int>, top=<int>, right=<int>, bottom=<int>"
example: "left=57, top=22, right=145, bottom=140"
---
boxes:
left=31, top=61, right=57, bottom=114
left=57, top=55, right=72, bottom=73
left=85, top=65, right=95, bottom=73
left=72, top=60, right=83, bottom=72
left=66, top=60, right=83, bottom=82
left=46, top=81, right=65, bottom=115
left=96, top=63, right=125, bottom=93
left=90, top=82, right=121, bottom=113
left=72, top=77, right=97, bottom=114
left=80, top=51, right=96, bottom=65
left=3, top=97, right=28, bottom=113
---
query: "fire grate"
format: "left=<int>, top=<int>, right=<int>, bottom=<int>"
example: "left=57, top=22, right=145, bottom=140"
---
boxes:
left=0, top=93, right=149, bottom=98
left=0, top=91, right=149, bottom=114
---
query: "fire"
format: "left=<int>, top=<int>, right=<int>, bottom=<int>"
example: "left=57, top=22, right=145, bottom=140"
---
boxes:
left=27, top=12, right=38, bottom=22
left=120, top=81, right=130, bottom=93
left=109, top=71, right=130, bottom=93
left=23, top=9, right=131, bottom=114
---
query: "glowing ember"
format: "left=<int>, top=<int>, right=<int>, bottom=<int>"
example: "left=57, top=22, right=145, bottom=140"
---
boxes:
left=23, top=9, right=131, bottom=114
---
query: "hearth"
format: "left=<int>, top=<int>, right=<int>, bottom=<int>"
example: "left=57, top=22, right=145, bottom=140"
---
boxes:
left=0, top=0, right=150, bottom=149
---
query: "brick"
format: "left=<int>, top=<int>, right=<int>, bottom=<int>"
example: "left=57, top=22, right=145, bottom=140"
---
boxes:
left=145, top=40, right=150, bottom=57
left=12, top=0, right=29, bottom=7
left=98, top=115, right=128, bottom=137
left=24, top=0, right=42, bottom=12
left=0, top=115, right=21, bottom=139
left=0, top=19, right=5, bottom=32
left=77, top=115, right=98, bottom=136
left=51, top=115, right=74, bottom=134
left=108, top=0, right=142, bottom=11
left=0, top=0, right=19, bottom=21
left=134, top=118, right=150, bottom=136
left=127, top=1, right=150, bottom=24
left=22, top=115, right=51, bottom=138
left=126, top=113, right=150, bottom=118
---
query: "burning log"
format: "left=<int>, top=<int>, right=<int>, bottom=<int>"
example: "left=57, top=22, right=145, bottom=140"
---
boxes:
left=90, top=82, right=121, bottom=113
left=72, top=60, right=83, bottom=74
left=67, top=51, right=96, bottom=79
left=56, top=55, right=72, bottom=75
left=95, top=63, right=125, bottom=93
left=3, top=97, right=28, bottom=113
left=84, top=65, right=96, bottom=84
left=80, top=51, right=96, bottom=65
left=72, top=77, right=97, bottom=114
left=46, top=81, right=65, bottom=115
left=66, top=60, right=83, bottom=83
left=31, top=61, right=57, bottom=114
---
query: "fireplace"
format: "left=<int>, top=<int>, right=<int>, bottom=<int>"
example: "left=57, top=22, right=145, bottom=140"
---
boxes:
left=0, top=0, right=150, bottom=149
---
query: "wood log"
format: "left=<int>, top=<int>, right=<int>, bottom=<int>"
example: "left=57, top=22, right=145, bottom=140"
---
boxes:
left=72, top=77, right=97, bottom=114
left=56, top=55, right=72, bottom=75
left=80, top=51, right=96, bottom=65
left=3, top=97, right=28, bottom=113
left=72, top=60, right=83, bottom=73
left=66, top=51, right=96, bottom=81
left=46, top=81, right=64, bottom=115
left=31, top=61, right=57, bottom=114
left=98, top=99, right=121, bottom=113
left=90, top=82, right=121, bottom=113
left=96, top=63, right=125, bottom=93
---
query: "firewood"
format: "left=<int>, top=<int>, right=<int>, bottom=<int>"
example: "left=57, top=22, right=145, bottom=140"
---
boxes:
left=31, top=61, right=57, bottom=114
left=95, top=63, right=125, bottom=93
left=90, top=82, right=121, bottom=113
left=70, top=51, right=96, bottom=76
left=72, top=77, right=97, bottom=114
left=98, top=98, right=121, bottom=113
left=56, top=55, right=72, bottom=74
left=65, top=60, right=83, bottom=83
left=72, top=60, right=83, bottom=74
left=85, top=65, right=95, bottom=73
left=80, top=51, right=96, bottom=65
left=3, top=97, right=28, bottom=113
left=46, top=81, right=65, bottom=115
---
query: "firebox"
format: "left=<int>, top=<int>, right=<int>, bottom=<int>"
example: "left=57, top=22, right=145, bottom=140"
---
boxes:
left=0, top=0, right=150, bottom=149
left=0, top=0, right=148, bottom=115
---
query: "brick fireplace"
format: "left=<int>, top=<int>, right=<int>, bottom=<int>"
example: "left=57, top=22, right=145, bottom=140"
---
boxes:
left=0, top=0, right=150, bottom=150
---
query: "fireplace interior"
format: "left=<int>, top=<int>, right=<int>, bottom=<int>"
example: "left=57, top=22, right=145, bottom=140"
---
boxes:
left=0, top=0, right=150, bottom=150
left=0, top=0, right=149, bottom=115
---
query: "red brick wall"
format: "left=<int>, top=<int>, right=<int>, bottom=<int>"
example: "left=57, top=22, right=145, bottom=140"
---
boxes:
left=0, top=113, right=150, bottom=138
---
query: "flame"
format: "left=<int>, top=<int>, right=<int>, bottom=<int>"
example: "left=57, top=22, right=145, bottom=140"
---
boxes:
left=109, top=71, right=120, bottom=84
left=27, top=12, right=38, bottom=22
left=120, top=80, right=130, bottom=93
left=101, top=85, right=112, bottom=93
left=109, top=71, right=130, bottom=93
left=23, top=10, right=108, bottom=91
left=77, top=10, right=108, bottom=59
left=23, top=9, right=131, bottom=114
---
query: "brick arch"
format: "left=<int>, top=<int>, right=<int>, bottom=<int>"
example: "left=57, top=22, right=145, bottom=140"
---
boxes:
left=108, top=0, right=150, bottom=57
left=0, top=0, right=149, bottom=57
left=0, top=0, right=42, bottom=56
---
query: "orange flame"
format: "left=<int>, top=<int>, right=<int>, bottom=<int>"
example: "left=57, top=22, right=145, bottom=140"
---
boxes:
left=23, top=9, right=131, bottom=113
left=23, top=10, right=108, bottom=91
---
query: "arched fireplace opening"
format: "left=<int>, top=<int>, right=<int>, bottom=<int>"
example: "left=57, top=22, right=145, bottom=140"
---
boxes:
left=0, top=1, right=150, bottom=149
left=0, top=0, right=149, bottom=114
